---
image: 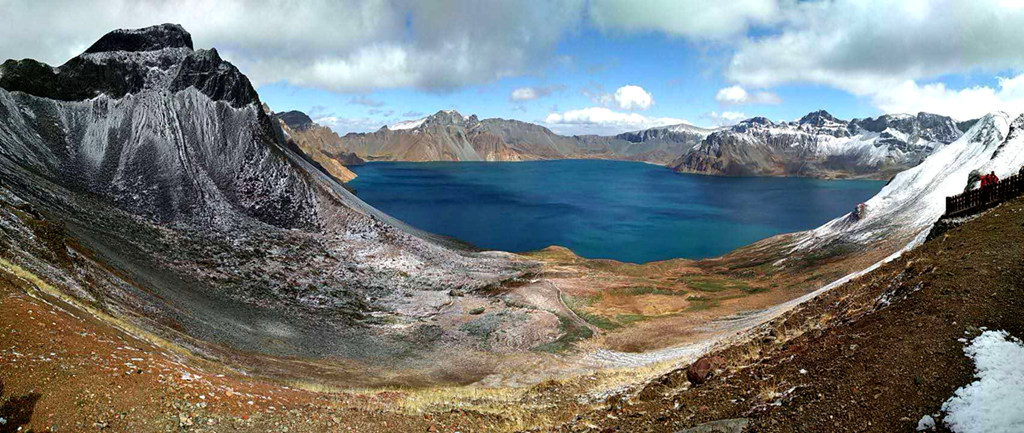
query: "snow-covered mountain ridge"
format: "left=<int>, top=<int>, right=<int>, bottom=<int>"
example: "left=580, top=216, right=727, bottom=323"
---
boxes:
left=792, top=111, right=1023, bottom=257
left=671, top=110, right=964, bottom=179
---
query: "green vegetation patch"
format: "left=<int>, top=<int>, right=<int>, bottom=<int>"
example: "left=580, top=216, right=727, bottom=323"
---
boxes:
left=562, top=293, right=669, bottom=331
left=678, top=275, right=755, bottom=293
left=608, top=285, right=686, bottom=296
left=685, top=295, right=720, bottom=311
left=563, top=294, right=620, bottom=330
left=531, top=313, right=594, bottom=353
left=613, top=313, right=651, bottom=326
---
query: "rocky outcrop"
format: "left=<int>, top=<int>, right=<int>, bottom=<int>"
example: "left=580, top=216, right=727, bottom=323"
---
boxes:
left=0, top=24, right=258, bottom=109
left=0, top=24, right=306, bottom=227
left=84, top=23, right=194, bottom=53
left=670, top=111, right=966, bottom=179
left=271, top=109, right=364, bottom=182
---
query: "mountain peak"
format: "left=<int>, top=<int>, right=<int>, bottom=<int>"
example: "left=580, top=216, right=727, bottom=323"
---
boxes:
left=422, top=109, right=465, bottom=126
left=799, top=110, right=841, bottom=126
left=0, top=24, right=258, bottom=108
left=431, top=109, right=462, bottom=118
left=84, top=23, right=193, bottom=54
left=277, top=111, right=315, bottom=130
left=742, top=116, right=774, bottom=126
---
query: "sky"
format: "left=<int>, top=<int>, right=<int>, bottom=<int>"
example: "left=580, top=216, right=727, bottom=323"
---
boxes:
left=4, top=0, right=1024, bottom=135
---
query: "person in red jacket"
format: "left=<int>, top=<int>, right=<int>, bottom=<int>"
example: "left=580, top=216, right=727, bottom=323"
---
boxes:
left=990, top=171, right=999, bottom=184
left=980, top=173, right=991, bottom=188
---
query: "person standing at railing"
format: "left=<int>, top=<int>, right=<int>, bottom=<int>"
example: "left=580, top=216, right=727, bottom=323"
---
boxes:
left=981, top=171, right=998, bottom=204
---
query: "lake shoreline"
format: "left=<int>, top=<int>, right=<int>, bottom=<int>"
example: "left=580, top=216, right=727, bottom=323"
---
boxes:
left=349, top=159, right=885, bottom=263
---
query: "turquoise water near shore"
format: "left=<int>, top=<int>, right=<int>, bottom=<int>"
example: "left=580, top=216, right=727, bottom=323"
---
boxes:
left=348, top=160, right=885, bottom=263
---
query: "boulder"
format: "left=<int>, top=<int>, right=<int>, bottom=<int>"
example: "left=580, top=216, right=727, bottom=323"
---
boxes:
left=686, top=356, right=724, bottom=386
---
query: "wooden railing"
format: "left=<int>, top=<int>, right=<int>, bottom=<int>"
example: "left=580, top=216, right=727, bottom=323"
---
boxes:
left=944, top=172, right=1024, bottom=217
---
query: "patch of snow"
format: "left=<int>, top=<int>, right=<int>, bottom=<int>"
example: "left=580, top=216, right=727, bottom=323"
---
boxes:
left=941, top=330, right=1024, bottom=433
left=389, top=117, right=426, bottom=130
left=917, top=414, right=936, bottom=431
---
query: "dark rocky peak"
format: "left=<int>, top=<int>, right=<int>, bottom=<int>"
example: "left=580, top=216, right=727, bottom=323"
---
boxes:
left=0, top=24, right=259, bottom=108
left=798, top=110, right=843, bottom=127
left=424, top=109, right=465, bottom=126
left=729, top=116, right=772, bottom=133
left=957, top=118, right=981, bottom=134
left=1003, top=113, right=1024, bottom=141
left=277, top=110, right=315, bottom=130
left=850, top=112, right=961, bottom=144
left=617, top=124, right=705, bottom=143
left=84, top=23, right=194, bottom=54
left=741, top=116, right=773, bottom=126
left=851, top=114, right=905, bottom=133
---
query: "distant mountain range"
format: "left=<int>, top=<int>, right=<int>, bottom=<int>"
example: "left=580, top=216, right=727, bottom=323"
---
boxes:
left=670, top=110, right=966, bottom=179
left=282, top=108, right=969, bottom=180
left=328, top=109, right=712, bottom=165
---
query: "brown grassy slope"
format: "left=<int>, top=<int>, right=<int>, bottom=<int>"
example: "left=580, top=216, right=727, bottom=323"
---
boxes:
left=557, top=197, right=1024, bottom=432
left=524, top=223, right=902, bottom=355
left=0, top=260, right=554, bottom=432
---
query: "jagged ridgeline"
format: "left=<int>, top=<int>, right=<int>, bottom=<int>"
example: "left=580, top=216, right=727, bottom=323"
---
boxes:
left=0, top=24, right=529, bottom=383
left=671, top=110, right=965, bottom=178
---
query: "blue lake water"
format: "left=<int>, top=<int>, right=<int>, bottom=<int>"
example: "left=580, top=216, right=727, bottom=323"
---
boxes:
left=348, top=160, right=885, bottom=263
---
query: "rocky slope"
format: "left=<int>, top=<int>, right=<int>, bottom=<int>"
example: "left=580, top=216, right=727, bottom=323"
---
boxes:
left=269, top=108, right=364, bottom=183
left=670, top=110, right=964, bottom=179
left=0, top=24, right=555, bottom=384
left=334, top=110, right=714, bottom=164
left=566, top=194, right=1024, bottom=432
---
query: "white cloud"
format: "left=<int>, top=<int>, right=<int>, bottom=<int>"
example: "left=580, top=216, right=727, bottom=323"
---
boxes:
left=509, top=85, right=565, bottom=101
left=313, top=115, right=388, bottom=134
left=581, top=85, right=655, bottom=110
left=544, top=106, right=684, bottom=134
left=724, top=0, right=1024, bottom=116
left=511, top=87, right=541, bottom=101
left=714, top=85, right=781, bottom=105
left=0, top=0, right=586, bottom=92
left=588, top=0, right=780, bottom=39
left=611, top=85, right=653, bottom=110
left=704, top=111, right=747, bottom=126
left=868, top=74, right=1024, bottom=120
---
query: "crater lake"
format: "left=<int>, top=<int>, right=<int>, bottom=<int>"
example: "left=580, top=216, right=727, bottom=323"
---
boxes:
left=348, top=160, right=885, bottom=264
